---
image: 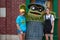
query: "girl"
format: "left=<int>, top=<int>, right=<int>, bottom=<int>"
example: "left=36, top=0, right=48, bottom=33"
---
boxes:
left=44, top=8, right=55, bottom=40
left=16, top=9, right=26, bottom=40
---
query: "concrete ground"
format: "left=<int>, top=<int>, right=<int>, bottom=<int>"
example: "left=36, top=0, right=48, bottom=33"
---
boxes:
left=0, top=35, right=19, bottom=40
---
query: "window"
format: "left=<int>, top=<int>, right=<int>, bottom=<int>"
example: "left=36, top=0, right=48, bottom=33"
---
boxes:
left=0, top=8, right=6, bottom=17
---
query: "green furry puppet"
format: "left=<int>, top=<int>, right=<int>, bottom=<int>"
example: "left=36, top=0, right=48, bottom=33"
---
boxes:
left=26, top=4, right=45, bottom=22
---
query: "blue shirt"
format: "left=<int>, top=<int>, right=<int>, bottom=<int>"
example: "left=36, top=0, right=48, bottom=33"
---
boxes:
left=16, top=15, right=26, bottom=32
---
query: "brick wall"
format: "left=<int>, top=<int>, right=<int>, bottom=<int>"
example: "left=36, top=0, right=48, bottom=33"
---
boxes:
left=0, top=0, right=6, bottom=7
left=0, top=0, right=6, bottom=34
left=0, top=18, right=6, bottom=34
left=0, top=0, right=25, bottom=34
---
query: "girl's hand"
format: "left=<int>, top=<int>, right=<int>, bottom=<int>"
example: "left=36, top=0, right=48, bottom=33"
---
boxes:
left=21, top=31, right=23, bottom=34
left=51, top=29, right=53, bottom=33
left=19, top=29, right=23, bottom=34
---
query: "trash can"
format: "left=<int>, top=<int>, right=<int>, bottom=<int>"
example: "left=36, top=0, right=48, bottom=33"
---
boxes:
left=26, top=21, right=44, bottom=40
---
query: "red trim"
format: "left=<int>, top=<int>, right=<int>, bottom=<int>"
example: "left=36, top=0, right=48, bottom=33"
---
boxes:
left=58, top=0, right=60, bottom=40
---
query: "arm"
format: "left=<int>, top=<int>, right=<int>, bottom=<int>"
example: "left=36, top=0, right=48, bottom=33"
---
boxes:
left=51, top=15, right=55, bottom=33
left=16, top=24, right=22, bottom=31
left=16, top=24, right=23, bottom=33
left=16, top=16, right=22, bottom=31
left=51, top=21, right=54, bottom=33
left=16, top=24, right=20, bottom=30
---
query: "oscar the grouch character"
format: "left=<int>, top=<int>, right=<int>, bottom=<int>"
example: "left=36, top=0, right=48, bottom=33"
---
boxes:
left=25, top=3, right=45, bottom=40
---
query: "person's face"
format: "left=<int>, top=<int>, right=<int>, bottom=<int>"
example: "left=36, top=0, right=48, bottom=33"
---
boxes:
left=45, top=8, right=50, bottom=14
left=19, top=9, right=25, bottom=15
